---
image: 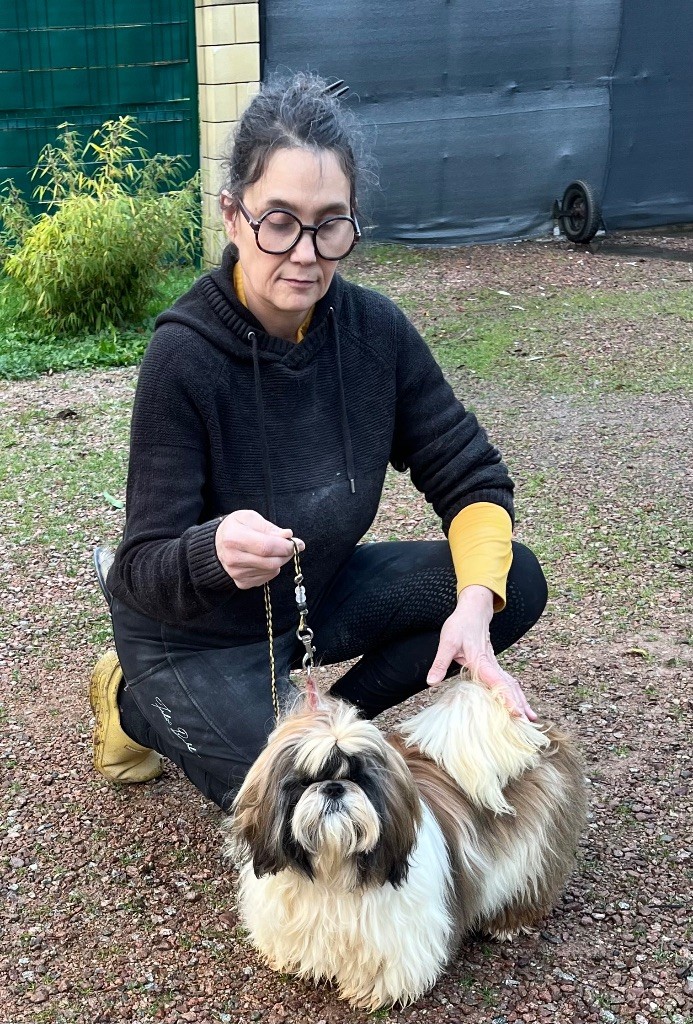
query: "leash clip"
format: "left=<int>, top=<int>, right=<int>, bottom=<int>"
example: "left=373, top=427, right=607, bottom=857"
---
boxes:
left=292, top=541, right=315, bottom=675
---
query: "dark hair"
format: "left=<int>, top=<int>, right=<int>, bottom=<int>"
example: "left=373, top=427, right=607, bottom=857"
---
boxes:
left=220, top=72, right=368, bottom=211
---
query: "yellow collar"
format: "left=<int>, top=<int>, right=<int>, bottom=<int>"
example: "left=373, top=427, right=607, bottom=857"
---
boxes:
left=233, top=263, right=314, bottom=342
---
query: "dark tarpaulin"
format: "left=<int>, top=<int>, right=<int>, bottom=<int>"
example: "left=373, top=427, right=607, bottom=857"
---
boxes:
left=262, top=0, right=692, bottom=243
left=601, top=0, right=693, bottom=230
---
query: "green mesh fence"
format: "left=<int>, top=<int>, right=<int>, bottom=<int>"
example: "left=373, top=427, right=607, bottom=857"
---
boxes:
left=0, top=0, right=199, bottom=207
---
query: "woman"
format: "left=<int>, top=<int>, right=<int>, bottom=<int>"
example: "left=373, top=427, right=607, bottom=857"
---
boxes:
left=91, top=73, right=547, bottom=810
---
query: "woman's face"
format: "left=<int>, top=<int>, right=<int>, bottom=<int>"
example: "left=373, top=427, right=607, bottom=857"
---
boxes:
left=224, top=147, right=352, bottom=338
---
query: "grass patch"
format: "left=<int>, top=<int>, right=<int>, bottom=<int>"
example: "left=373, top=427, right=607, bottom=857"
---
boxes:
left=425, top=288, right=693, bottom=393
left=519, top=485, right=688, bottom=617
left=345, top=244, right=693, bottom=394
left=0, top=266, right=198, bottom=380
left=0, top=396, right=131, bottom=649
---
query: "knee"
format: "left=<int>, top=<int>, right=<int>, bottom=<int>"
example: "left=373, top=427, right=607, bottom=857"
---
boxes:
left=509, top=541, right=548, bottom=626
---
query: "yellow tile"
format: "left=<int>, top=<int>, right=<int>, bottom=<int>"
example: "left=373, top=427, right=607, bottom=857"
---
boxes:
left=199, top=83, right=238, bottom=123
left=201, top=119, right=236, bottom=161
left=236, top=79, right=260, bottom=117
left=197, top=4, right=235, bottom=45
left=234, top=3, right=259, bottom=44
left=200, top=43, right=260, bottom=85
left=201, top=155, right=226, bottom=196
left=202, top=226, right=227, bottom=267
left=196, top=0, right=235, bottom=8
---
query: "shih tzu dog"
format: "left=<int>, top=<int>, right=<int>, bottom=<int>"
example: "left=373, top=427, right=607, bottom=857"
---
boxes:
left=223, top=677, right=585, bottom=1010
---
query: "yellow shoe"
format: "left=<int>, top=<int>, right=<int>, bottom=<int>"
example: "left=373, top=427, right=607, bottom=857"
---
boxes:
left=89, top=650, right=163, bottom=783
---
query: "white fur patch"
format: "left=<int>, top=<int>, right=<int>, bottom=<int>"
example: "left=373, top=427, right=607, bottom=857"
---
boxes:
left=236, top=804, right=455, bottom=1010
left=292, top=702, right=383, bottom=777
left=400, top=679, right=550, bottom=814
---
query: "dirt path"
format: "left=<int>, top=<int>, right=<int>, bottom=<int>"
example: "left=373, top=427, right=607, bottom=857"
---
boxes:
left=1, top=234, right=691, bottom=1024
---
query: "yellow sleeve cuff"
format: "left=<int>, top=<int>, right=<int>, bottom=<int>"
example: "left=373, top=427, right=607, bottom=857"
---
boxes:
left=448, top=502, right=513, bottom=612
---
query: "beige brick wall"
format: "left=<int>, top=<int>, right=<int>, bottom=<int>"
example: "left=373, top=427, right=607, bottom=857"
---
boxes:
left=194, top=0, right=260, bottom=267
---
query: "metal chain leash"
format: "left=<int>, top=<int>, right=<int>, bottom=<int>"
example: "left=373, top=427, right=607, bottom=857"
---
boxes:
left=263, top=539, right=316, bottom=721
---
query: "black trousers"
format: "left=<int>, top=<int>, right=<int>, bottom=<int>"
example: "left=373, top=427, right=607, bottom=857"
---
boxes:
left=112, top=540, right=547, bottom=810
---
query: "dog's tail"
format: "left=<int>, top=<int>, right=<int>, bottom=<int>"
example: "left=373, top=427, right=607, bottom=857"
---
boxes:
left=399, top=678, right=550, bottom=815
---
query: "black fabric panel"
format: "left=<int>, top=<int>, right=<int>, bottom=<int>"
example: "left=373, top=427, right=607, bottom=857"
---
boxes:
left=262, top=0, right=691, bottom=242
left=601, top=0, right=693, bottom=229
left=262, top=0, right=618, bottom=243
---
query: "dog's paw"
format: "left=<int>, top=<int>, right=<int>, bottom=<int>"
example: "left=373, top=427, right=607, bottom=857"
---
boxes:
left=487, top=924, right=537, bottom=943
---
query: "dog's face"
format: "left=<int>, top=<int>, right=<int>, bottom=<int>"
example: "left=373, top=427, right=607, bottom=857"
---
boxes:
left=227, top=697, right=421, bottom=890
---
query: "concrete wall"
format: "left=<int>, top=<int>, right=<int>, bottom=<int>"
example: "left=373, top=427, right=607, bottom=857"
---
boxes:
left=194, top=0, right=260, bottom=266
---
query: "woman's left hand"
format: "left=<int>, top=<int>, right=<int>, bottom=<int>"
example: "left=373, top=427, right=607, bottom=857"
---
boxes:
left=426, top=584, right=537, bottom=720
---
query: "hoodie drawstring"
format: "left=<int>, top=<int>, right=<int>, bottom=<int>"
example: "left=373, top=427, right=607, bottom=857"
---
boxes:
left=249, top=330, right=277, bottom=522
left=330, top=308, right=356, bottom=494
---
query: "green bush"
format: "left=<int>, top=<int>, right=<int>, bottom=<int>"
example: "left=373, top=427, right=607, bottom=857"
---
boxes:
left=0, top=118, right=200, bottom=333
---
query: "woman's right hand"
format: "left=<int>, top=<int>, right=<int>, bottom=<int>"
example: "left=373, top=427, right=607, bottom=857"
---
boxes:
left=215, top=510, right=304, bottom=590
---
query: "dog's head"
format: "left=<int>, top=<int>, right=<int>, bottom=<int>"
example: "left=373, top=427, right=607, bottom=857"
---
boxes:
left=224, top=695, right=421, bottom=890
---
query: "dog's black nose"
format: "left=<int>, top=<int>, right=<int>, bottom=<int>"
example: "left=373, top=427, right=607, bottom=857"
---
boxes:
left=321, top=781, right=345, bottom=800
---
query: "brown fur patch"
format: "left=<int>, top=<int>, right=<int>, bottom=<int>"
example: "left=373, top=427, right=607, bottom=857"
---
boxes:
left=388, top=720, right=586, bottom=939
left=387, top=734, right=485, bottom=937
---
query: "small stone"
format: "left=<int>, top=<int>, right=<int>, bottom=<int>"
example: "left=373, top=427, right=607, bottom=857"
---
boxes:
left=599, top=1012, right=617, bottom=1024
left=682, top=977, right=693, bottom=997
left=28, top=986, right=50, bottom=1003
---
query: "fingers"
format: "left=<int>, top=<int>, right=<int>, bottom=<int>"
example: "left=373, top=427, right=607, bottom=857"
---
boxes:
left=426, top=636, right=460, bottom=686
left=215, top=510, right=305, bottom=589
left=232, top=567, right=281, bottom=590
left=229, top=511, right=305, bottom=556
left=473, top=655, right=538, bottom=721
left=226, top=525, right=292, bottom=563
left=425, top=605, right=537, bottom=720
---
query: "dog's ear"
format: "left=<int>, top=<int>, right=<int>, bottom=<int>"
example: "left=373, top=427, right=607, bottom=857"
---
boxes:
left=356, top=751, right=421, bottom=889
left=227, top=745, right=314, bottom=880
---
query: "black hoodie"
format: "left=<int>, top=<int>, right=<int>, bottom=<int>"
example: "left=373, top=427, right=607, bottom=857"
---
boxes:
left=107, top=247, right=514, bottom=642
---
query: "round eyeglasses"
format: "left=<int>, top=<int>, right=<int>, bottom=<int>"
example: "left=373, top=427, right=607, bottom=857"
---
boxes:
left=234, top=198, right=361, bottom=261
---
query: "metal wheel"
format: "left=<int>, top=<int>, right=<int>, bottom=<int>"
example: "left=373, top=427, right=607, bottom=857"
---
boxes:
left=559, top=180, right=601, bottom=243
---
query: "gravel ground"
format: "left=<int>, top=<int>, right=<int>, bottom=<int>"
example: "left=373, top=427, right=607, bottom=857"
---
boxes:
left=1, top=232, right=692, bottom=1024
